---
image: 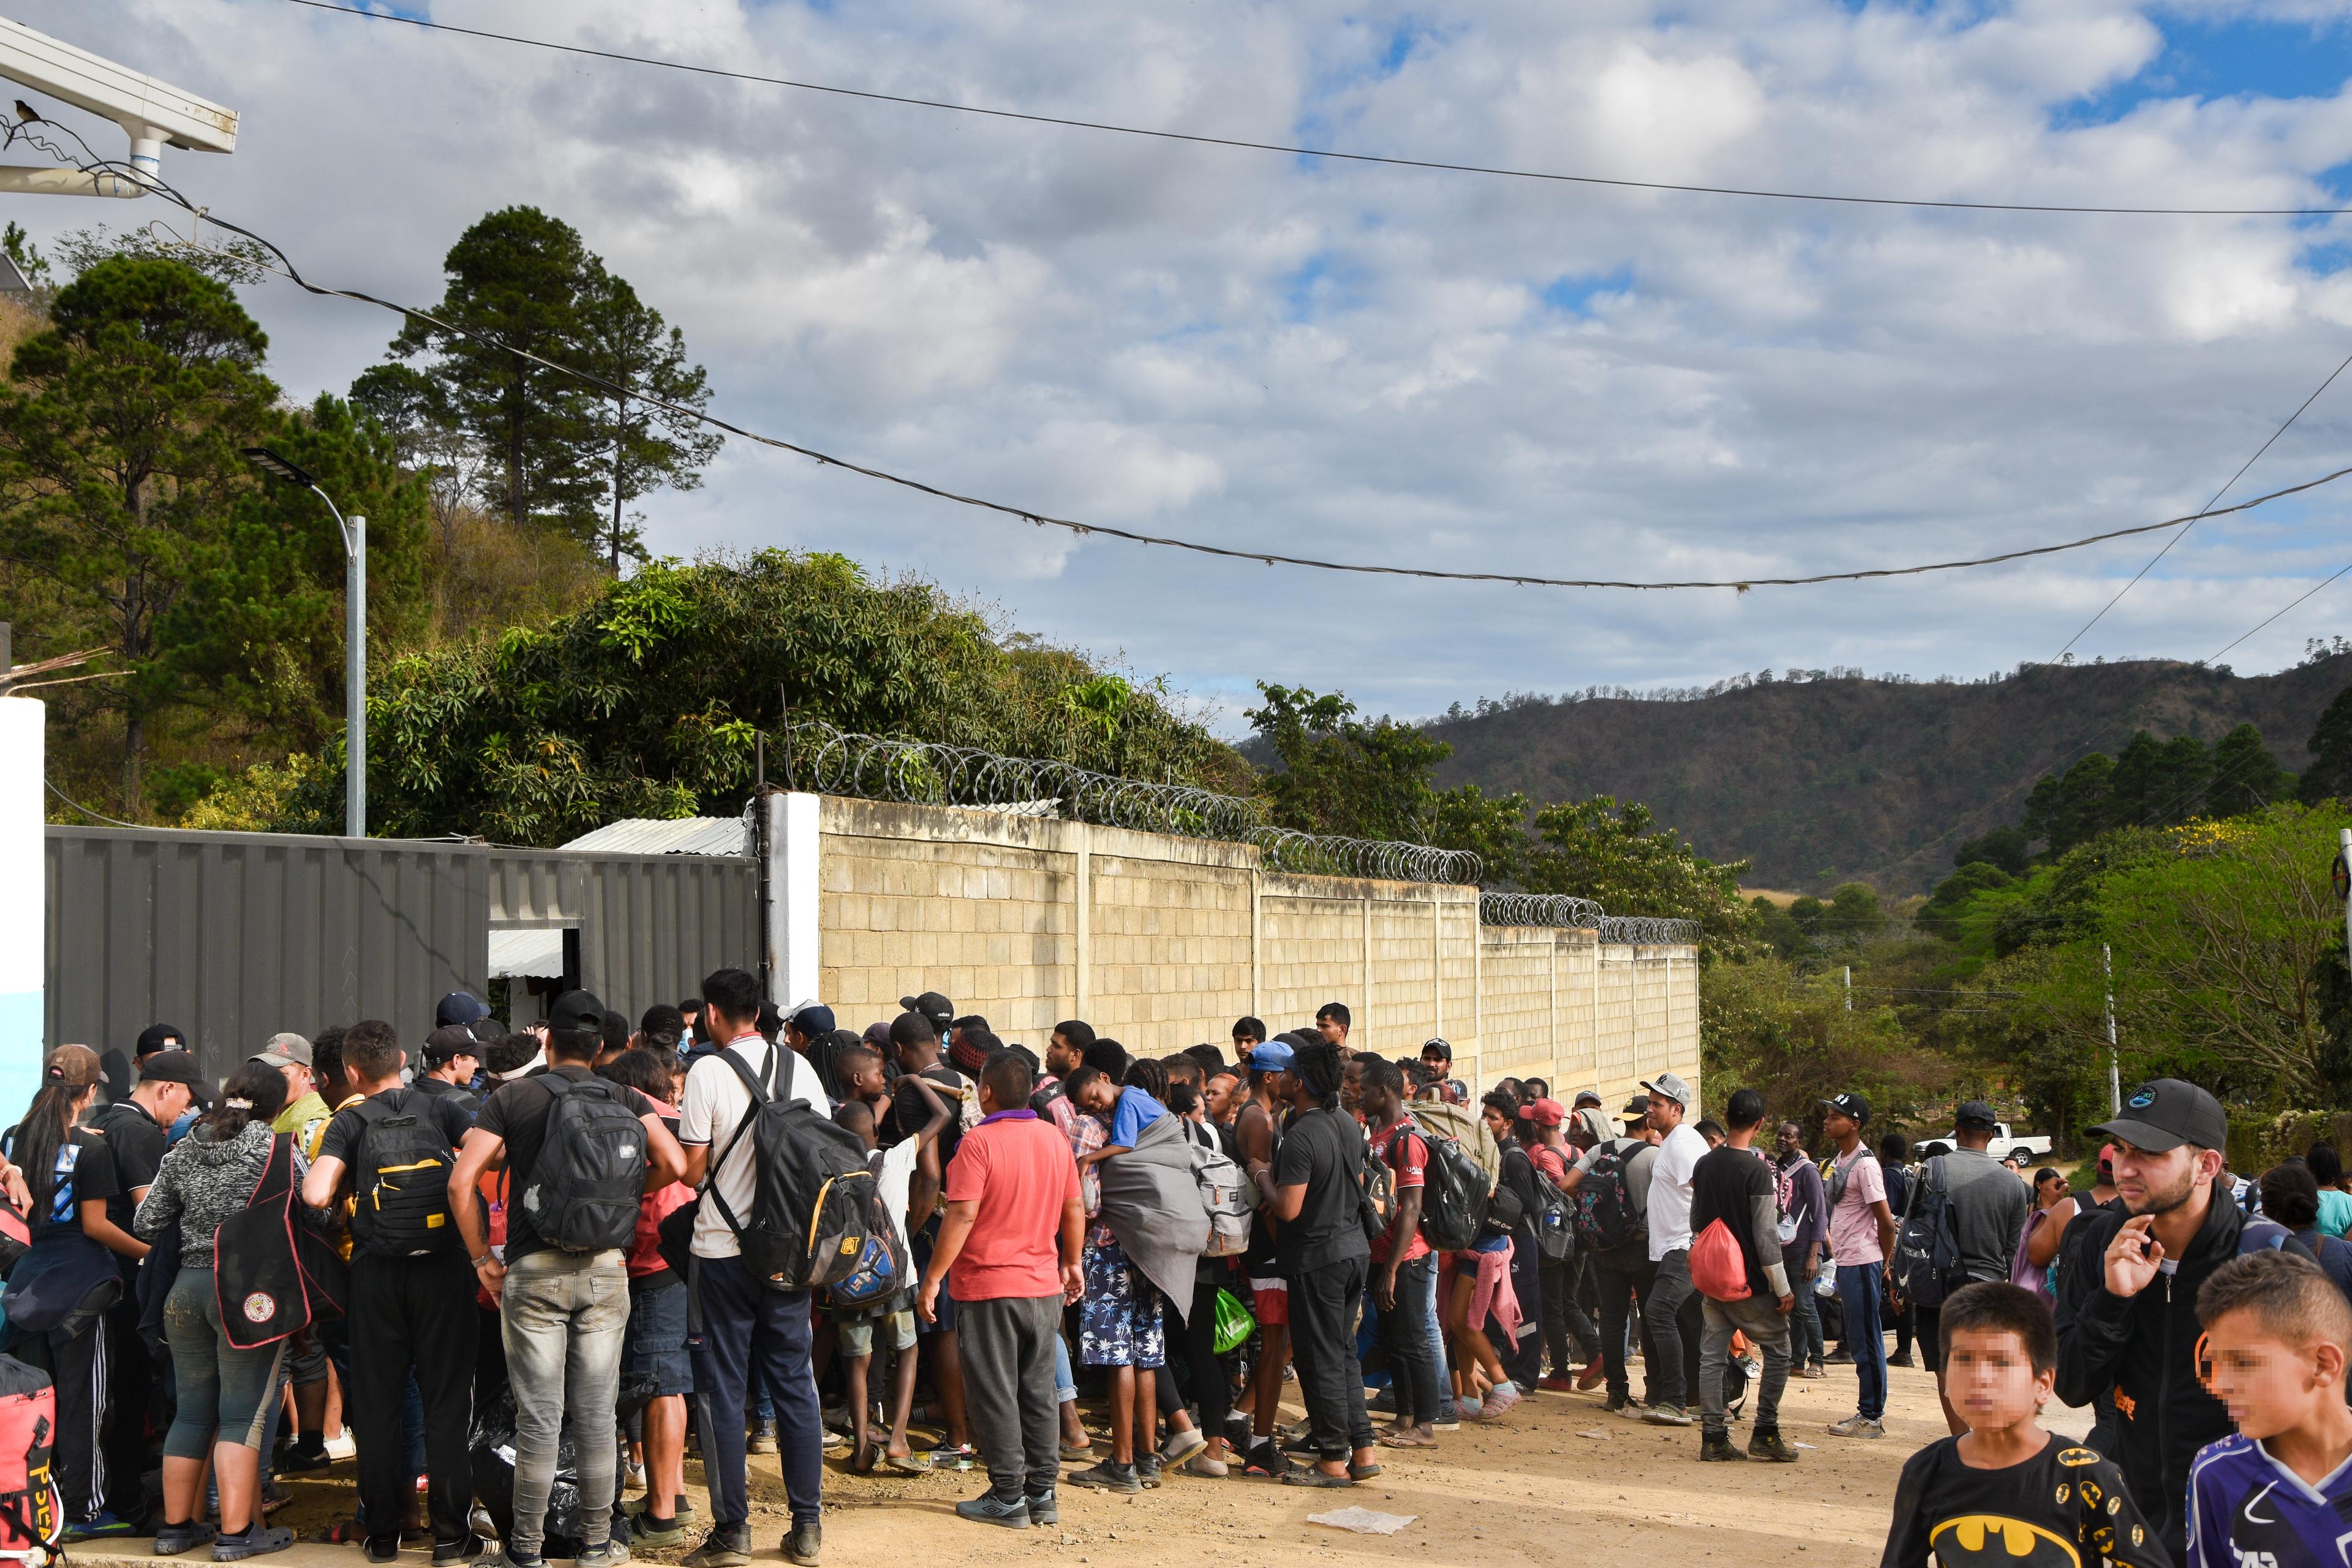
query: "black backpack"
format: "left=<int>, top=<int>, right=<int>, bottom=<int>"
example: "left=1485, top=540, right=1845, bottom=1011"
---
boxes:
left=1574, top=1141, right=1648, bottom=1253
left=518, top=1076, right=646, bottom=1255
left=712, top=1048, right=878, bottom=1291
left=1890, top=1156, right=1964, bottom=1310
left=349, top=1091, right=461, bottom=1259
left=1531, top=1164, right=1576, bottom=1262
left=1417, top=1128, right=1491, bottom=1253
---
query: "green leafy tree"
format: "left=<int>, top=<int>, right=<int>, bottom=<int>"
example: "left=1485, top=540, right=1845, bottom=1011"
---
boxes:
left=2302, top=687, right=2352, bottom=805
left=1520, top=796, right=1749, bottom=949
left=2207, top=723, right=2292, bottom=818
left=578, top=265, right=719, bottom=573
left=2109, top=730, right=2211, bottom=827
left=1954, top=826, right=2030, bottom=876
left=390, top=207, right=602, bottom=535
left=1701, top=957, right=1948, bottom=1127
left=0, top=258, right=279, bottom=815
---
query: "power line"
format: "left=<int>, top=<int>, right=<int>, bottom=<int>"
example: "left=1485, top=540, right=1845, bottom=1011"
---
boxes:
left=46, top=778, right=137, bottom=829
left=2052, top=346, right=2352, bottom=663
left=280, top=0, right=2352, bottom=220
left=2209, top=564, right=2352, bottom=666
left=89, top=182, right=2352, bottom=592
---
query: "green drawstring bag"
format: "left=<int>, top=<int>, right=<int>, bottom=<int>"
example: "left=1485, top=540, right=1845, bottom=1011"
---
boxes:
left=1212, top=1287, right=1255, bottom=1355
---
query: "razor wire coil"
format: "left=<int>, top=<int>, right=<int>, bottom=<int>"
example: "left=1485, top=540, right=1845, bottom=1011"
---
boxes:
left=1598, top=915, right=1701, bottom=944
left=1479, top=892, right=1605, bottom=928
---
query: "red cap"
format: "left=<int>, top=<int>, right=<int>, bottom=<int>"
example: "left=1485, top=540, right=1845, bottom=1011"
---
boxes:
left=1517, top=1096, right=1566, bottom=1128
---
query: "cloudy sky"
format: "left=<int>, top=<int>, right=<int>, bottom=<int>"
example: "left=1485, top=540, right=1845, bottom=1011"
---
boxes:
left=13, top=0, right=2352, bottom=734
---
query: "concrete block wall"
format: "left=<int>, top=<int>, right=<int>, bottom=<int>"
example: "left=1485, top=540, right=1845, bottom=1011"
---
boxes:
left=812, top=794, right=1702, bottom=1108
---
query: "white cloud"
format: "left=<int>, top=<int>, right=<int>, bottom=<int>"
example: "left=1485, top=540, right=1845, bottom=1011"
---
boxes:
left=10, top=0, right=2352, bottom=752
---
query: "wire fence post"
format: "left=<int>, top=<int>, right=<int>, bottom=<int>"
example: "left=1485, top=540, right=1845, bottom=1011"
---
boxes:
left=2105, top=943, right=2121, bottom=1117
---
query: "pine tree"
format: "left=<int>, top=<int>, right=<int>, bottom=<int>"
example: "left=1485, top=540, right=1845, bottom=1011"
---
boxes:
left=577, top=265, right=720, bottom=572
left=2206, top=723, right=2289, bottom=817
left=2302, top=687, right=2352, bottom=805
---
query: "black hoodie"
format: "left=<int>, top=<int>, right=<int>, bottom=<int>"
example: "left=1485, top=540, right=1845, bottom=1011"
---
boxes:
left=2054, top=1177, right=2308, bottom=1560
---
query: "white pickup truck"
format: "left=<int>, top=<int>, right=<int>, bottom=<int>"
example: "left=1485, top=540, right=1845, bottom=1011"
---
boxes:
left=1915, top=1122, right=2052, bottom=1164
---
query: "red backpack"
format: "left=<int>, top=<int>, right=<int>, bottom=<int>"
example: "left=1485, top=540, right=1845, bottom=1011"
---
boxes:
left=1691, top=1218, right=1752, bottom=1302
left=0, top=1355, right=60, bottom=1559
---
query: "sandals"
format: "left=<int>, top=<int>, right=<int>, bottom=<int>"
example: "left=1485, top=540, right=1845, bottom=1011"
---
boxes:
left=849, top=1440, right=879, bottom=1477
left=1349, top=1461, right=1382, bottom=1481
left=1378, top=1430, right=1435, bottom=1448
left=1280, top=1468, right=1355, bottom=1488
left=884, top=1450, right=931, bottom=1476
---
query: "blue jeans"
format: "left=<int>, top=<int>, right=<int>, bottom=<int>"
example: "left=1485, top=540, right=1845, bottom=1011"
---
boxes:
left=1789, top=1275, right=1825, bottom=1367
left=688, top=1255, right=822, bottom=1529
left=1414, top=1259, right=1455, bottom=1417
left=1836, top=1263, right=1887, bottom=1421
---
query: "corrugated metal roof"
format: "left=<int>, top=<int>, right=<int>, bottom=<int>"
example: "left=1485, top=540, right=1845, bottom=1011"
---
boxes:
left=560, top=816, right=749, bottom=857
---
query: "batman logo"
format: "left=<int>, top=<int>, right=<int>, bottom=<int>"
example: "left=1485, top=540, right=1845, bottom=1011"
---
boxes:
left=1927, top=1515, right=2081, bottom=1567
left=2056, top=1448, right=2101, bottom=1468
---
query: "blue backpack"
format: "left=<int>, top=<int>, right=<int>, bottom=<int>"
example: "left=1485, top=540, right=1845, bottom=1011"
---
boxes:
left=821, top=1160, right=911, bottom=1312
left=1891, top=1157, right=1964, bottom=1310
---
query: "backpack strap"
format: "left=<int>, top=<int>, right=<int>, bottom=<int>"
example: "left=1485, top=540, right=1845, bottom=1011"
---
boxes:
left=703, top=1047, right=775, bottom=1243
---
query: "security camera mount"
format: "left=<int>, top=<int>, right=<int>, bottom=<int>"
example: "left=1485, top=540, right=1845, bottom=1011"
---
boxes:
left=0, top=15, right=236, bottom=198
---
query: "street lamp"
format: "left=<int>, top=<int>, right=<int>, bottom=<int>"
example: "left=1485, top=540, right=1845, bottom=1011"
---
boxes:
left=244, top=447, right=365, bottom=838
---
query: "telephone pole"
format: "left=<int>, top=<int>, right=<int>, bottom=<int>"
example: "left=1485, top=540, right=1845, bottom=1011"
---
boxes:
left=2103, top=943, right=2120, bottom=1117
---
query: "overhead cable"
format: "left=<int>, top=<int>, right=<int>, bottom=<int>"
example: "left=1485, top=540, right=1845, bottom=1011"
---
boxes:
left=279, top=0, right=2352, bottom=219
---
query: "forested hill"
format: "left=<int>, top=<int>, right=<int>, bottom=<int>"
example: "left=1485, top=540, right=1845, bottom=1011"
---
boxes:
left=1425, top=653, right=2352, bottom=895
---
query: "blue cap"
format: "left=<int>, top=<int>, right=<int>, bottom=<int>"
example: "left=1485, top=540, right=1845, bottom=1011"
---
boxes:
left=1250, top=1038, right=1296, bottom=1072
left=788, top=1003, right=835, bottom=1038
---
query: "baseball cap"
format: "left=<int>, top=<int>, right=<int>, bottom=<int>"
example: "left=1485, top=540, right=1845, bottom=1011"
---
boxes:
left=250, top=1032, right=313, bottom=1070
left=899, top=991, right=954, bottom=1031
left=1572, top=1090, right=1603, bottom=1109
left=1420, top=1038, right=1453, bottom=1063
left=1821, top=1091, right=1872, bottom=1125
left=1642, top=1072, right=1695, bottom=1112
left=435, top=992, right=490, bottom=1028
left=135, top=1023, right=186, bottom=1059
left=2098, top=1142, right=2117, bottom=1172
left=787, top=1003, right=835, bottom=1039
left=1620, top=1094, right=1651, bottom=1124
left=1955, top=1099, right=2000, bottom=1131
left=1518, top=1096, right=1566, bottom=1128
left=2090, top=1078, right=2228, bottom=1155
left=423, top=1025, right=480, bottom=1063
left=137, top=1050, right=214, bottom=1106
left=1250, top=1038, right=1297, bottom=1074
left=44, top=1044, right=107, bottom=1089
left=548, top=990, right=608, bottom=1033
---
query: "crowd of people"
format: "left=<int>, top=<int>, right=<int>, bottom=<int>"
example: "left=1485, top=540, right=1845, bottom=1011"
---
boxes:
left=10, top=978, right=2352, bottom=1567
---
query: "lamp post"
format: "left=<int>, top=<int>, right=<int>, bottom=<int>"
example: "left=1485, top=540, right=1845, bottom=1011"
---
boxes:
left=244, top=447, right=365, bottom=838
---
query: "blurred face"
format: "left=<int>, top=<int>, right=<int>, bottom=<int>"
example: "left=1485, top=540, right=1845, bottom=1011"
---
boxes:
left=1943, top=1327, right=2052, bottom=1433
left=1076, top=1077, right=1119, bottom=1116
left=846, top=1055, right=888, bottom=1102
left=2111, top=1139, right=2220, bottom=1217
left=1341, top=1059, right=1365, bottom=1115
left=1204, top=1072, right=1240, bottom=1121
left=2204, top=1307, right=2343, bottom=1440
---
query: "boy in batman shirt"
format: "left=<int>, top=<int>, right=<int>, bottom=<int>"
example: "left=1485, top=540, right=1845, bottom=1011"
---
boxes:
left=1884, top=1283, right=2170, bottom=1568
left=2187, top=1250, right=2352, bottom=1567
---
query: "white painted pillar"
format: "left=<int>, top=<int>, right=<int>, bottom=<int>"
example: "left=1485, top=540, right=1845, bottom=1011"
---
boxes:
left=1072, top=823, right=1091, bottom=1022
left=0, top=698, right=43, bottom=1114
left=764, top=791, right=820, bottom=1005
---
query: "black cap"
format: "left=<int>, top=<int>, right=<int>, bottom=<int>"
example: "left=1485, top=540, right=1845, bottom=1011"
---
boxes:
left=137, top=1050, right=214, bottom=1105
left=2090, top=1079, right=2228, bottom=1155
left=548, top=990, right=607, bottom=1033
left=423, top=1025, right=481, bottom=1063
left=1822, top=1092, right=1872, bottom=1125
left=899, top=991, right=954, bottom=1031
left=1955, top=1100, right=1999, bottom=1131
left=135, top=1023, right=186, bottom=1059
left=1619, top=1094, right=1650, bottom=1123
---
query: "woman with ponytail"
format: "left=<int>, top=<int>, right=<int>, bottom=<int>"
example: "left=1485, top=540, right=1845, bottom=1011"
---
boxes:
left=135, top=1061, right=297, bottom=1560
left=1, top=1044, right=142, bottom=1537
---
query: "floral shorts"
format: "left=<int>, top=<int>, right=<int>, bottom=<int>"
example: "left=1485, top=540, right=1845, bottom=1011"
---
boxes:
left=1080, top=1239, right=1166, bottom=1368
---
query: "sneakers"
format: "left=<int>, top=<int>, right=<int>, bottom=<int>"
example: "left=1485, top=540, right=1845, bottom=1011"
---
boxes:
left=1642, top=1403, right=1693, bottom=1427
left=1024, top=1488, right=1058, bottom=1527
left=1698, top=1430, right=1747, bottom=1462
left=629, top=1515, right=688, bottom=1551
left=1613, top=1399, right=1651, bottom=1420
left=364, top=1539, right=400, bottom=1564
left=926, top=1442, right=978, bottom=1471
left=1136, top=1453, right=1164, bottom=1488
left=1535, top=1374, right=1576, bottom=1393
left=277, top=1442, right=334, bottom=1474
left=1888, top=1352, right=1915, bottom=1368
left=154, top=1521, right=218, bottom=1557
left=1749, top=1428, right=1801, bottom=1463
left=470, top=1549, right=540, bottom=1568
left=1823, top=1349, right=1855, bottom=1366
left=434, top=1536, right=489, bottom=1567
left=1576, top=1362, right=1608, bottom=1392
left=66, top=1513, right=142, bottom=1542
left=1826, top=1414, right=1886, bottom=1439
left=1477, top=1384, right=1522, bottom=1420
left=954, top=1491, right=1031, bottom=1529
left=1183, top=1452, right=1231, bottom=1477
left=576, top=1540, right=631, bottom=1568
left=747, top=1417, right=779, bottom=1455
left=1066, top=1459, right=1142, bottom=1494
left=212, top=1523, right=295, bottom=1562
left=782, top=1521, right=821, bottom=1566
left=1159, top=1426, right=1208, bottom=1465
left=682, top=1525, right=752, bottom=1568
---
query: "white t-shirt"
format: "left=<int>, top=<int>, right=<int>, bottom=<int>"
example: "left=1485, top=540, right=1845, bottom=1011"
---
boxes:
left=1647, top=1121, right=1709, bottom=1262
left=678, top=1034, right=834, bottom=1259
left=874, top=1137, right=919, bottom=1254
